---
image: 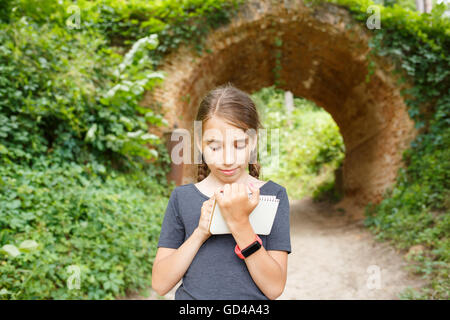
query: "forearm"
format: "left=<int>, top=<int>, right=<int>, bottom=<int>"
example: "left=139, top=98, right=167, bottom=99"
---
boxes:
left=152, top=229, right=207, bottom=295
left=229, top=221, right=286, bottom=300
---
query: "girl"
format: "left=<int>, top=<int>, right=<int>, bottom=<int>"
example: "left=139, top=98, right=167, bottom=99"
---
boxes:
left=151, top=83, right=291, bottom=300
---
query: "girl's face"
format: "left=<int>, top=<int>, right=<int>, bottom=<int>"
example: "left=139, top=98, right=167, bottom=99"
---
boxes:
left=198, top=115, right=257, bottom=183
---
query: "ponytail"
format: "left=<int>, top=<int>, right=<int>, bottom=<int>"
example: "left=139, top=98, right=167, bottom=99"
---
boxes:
left=248, top=162, right=261, bottom=179
left=197, top=154, right=210, bottom=182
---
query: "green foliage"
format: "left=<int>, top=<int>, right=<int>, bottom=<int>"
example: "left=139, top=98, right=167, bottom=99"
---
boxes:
left=304, top=0, right=450, bottom=299
left=0, top=158, right=172, bottom=299
left=252, top=86, right=345, bottom=201
left=0, top=18, right=167, bottom=171
left=6, top=0, right=244, bottom=66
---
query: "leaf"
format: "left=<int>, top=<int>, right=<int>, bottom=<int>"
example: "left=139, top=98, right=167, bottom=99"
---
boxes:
left=85, top=124, right=97, bottom=141
left=0, top=144, right=8, bottom=154
left=7, top=199, right=21, bottom=209
left=19, top=240, right=39, bottom=252
left=140, top=133, right=159, bottom=141
left=149, top=149, right=158, bottom=158
left=127, top=130, right=143, bottom=138
left=1, top=244, right=21, bottom=257
left=0, top=288, right=9, bottom=295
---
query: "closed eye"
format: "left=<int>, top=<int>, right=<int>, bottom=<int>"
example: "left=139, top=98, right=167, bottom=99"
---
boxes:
left=235, top=138, right=248, bottom=149
left=207, top=138, right=248, bottom=151
left=210, top=145, right=245, bottom=151
left=210, top=145, right=221, bottom=151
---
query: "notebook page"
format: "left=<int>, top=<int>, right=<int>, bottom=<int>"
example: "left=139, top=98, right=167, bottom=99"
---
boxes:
left=209, top=196, right=280, bottom=235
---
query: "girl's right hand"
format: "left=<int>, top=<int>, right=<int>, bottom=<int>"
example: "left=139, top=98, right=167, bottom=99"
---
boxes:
left=196, top=196, right=215, bottom=241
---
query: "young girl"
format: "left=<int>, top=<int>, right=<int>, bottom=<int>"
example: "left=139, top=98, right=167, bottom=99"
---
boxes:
left=151, top=83, right=291, bottom=300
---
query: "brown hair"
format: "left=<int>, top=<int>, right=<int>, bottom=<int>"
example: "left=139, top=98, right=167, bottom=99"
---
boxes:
left=196, top=83, right=263, bottom=182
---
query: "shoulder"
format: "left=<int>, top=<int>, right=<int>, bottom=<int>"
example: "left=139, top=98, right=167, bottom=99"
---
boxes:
left=249, top=176, right=285, bottom=192
left=168, top=183, right=198, bottom=201
left=165, top=184, right=195, bottom=215
left=263, top=179, right=287, bottom=198
left=173, top=183, right=192, bottom=193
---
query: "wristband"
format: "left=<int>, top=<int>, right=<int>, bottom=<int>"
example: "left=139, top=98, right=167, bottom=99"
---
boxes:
left=235, top=234, right=262, bottom=259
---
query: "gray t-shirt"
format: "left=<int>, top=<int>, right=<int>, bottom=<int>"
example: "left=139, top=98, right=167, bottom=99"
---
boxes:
left=156, top=180, right=291, bottom=300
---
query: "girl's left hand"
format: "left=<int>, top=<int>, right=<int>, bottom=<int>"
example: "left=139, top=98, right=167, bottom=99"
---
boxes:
left=214, top=182, right=260, bottom=229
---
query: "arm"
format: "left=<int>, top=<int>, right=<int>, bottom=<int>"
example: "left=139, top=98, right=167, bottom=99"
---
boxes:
left=229, top=220, right=288, bottom=300
left=151, top=197, right=214, bottom=296
left=151, top=228, right=208, bottom=296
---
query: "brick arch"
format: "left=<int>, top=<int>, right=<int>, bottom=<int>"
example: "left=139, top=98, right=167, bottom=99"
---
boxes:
left=143, top=0, right=417, bottom=218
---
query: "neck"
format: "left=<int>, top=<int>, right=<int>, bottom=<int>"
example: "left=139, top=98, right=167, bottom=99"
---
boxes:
left=206, top=171, right=251, bottom=189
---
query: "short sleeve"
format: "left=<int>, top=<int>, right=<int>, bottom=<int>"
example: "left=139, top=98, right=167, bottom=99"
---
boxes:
left=266, top=187, right=291, bottom=254
left=157, top=188, right=185, bottom=249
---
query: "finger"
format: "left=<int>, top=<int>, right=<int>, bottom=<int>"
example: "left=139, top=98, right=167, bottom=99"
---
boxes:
left=207, top=209, right=213, bottom=228
left=237, top=184, right=243, bottom=197
left=223, top=184, right=231, bottom=198
left=248, top=182, right=260, bottom=206
left=214, top=188, right=223, bottom=204
left=230, top=183, right=238, bottom=196
left=238, top=183, right=245, bottom=196
left=208, top=204, right=214, bottom=216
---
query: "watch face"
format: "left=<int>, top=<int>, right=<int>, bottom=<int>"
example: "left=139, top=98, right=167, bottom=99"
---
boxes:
left=242, top=241, right=261, bottom=258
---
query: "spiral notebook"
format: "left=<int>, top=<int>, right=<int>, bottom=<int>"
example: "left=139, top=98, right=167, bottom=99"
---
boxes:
left=208, top=194, right=280, bottom=235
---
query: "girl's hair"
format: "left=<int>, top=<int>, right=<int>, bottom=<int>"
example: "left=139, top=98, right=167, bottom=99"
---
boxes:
left=196, top=83, right=263, bottom=182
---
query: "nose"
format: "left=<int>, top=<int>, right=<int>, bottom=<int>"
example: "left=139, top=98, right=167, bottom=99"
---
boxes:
left=223, top=144, right=235, bottom=165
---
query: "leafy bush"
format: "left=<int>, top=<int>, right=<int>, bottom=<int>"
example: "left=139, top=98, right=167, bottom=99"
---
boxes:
left=0, top=158, right=172, bottom=299
left=4, top=0, right=244, bottom=65
left=0, top=19, right=167, bottom=171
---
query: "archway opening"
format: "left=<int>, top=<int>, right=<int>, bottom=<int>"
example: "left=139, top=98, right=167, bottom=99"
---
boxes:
left=251, top=86, right=345, bottom=204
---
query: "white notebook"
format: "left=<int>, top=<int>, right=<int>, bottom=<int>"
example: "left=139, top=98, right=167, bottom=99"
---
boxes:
left=208, top=194, right=280, bottom=235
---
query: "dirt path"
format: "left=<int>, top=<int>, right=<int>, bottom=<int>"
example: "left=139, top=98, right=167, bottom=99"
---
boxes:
left=279, top=197, right=427, bottom=299
left=120, top=198, right=427, bottom=300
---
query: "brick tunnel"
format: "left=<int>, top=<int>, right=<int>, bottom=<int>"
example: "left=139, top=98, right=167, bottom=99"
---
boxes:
left=142, top=0, right=418, bottom=218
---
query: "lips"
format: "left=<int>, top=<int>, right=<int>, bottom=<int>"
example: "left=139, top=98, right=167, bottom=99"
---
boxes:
left=219, top=168, right=237, bottom=175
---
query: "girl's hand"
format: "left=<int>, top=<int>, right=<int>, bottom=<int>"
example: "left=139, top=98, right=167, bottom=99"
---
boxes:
left=195, top=196, right=215, bottom=241
left=214, top=182, right=260, bottom=230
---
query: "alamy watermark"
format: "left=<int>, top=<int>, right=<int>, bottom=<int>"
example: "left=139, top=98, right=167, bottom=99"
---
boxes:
left=66, top=5, right=81, bottom=30
left=67, top=265, right=81, bottom=290
left=366, top=264, right=381, bottom=290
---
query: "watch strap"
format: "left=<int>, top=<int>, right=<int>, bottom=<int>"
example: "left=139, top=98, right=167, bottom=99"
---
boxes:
left=235, top=234, right=262, bottom=259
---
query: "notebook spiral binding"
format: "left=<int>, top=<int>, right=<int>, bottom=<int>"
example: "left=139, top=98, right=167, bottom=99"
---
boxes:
left=219, top=192, right=279, bottom=202
left=255, top=195, right=279, bottom=202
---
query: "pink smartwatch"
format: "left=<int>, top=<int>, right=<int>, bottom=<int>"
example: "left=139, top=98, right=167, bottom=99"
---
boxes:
left=235, top=234, right=262, bottom=259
